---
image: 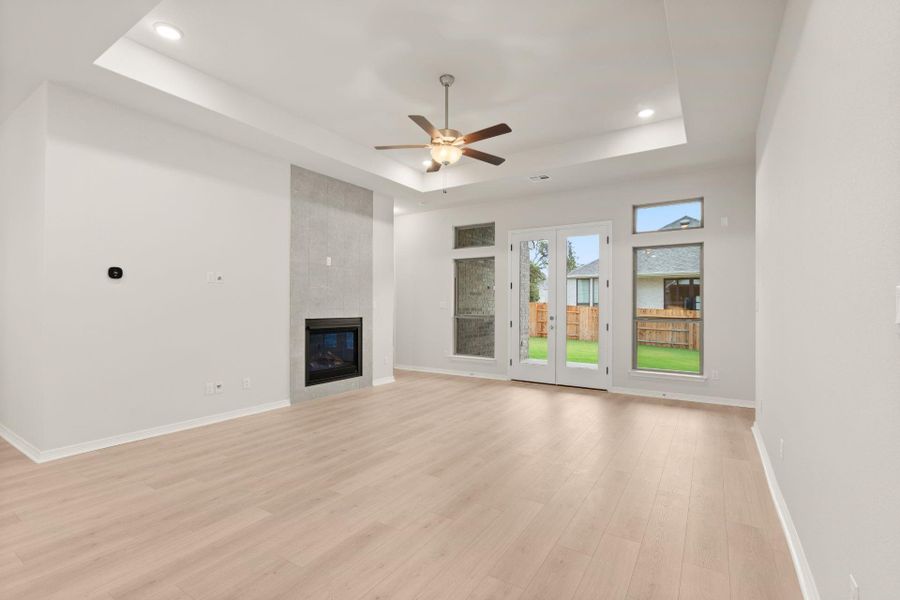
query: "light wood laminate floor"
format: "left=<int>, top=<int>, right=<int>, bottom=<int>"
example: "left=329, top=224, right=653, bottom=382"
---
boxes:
left=0, top=371, right=802, bottom=600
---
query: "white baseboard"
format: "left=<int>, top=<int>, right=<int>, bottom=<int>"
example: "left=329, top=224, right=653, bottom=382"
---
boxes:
left=0, top=422, right=44, bottom=463
left=373, top=376, right=395, bottom=386
left=394, top=364, right=511, bottom=381
left=751, top=423, right=820, bottom=600
left=609, top=386, right=754, bottom=409
left=0, top=399, right=290, bottom=464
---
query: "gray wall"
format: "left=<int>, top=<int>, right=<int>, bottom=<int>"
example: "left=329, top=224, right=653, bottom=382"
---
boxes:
left=756, top=0, right=900, bottom=597
left=290, top=165, right=373, bottom=401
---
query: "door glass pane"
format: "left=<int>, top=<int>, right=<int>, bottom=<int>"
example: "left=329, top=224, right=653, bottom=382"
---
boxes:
left=518, top=240, right=549, bottom=362
left=565, top=235, right=600, bottom=367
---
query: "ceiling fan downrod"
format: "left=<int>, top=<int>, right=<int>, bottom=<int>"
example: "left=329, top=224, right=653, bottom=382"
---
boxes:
left=439, top=74, right=454, bottom=130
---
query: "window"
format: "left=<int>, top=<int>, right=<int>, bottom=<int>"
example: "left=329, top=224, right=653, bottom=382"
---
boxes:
left=664, top=278, right=701, bottom=310
left=633, top=198, right=703, bottom=234
left=454, top=223, right=495, bottom=249
left=454, top=257, right=495, bottom=358
left=576, top=279, right=591, bottom=305
left=592, top=279, right=599, bottom=305
left=633, top=244, right=703, bottom=374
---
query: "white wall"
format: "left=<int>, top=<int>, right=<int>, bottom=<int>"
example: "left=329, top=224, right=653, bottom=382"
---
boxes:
left=755, top=0, right=900, bottom=597
left=395, top=164, right=756, bottom=404
left=0, top=85, right=47, bottom=450
left=37, top=84, right=291, bottom=451
left=0, top=83, right=398, bottom=458
left=372, top=192, right=395, bottom=383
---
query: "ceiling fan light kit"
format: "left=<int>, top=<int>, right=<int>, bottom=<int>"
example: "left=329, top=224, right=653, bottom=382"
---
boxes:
left=375, top=74, right=511, bottom=172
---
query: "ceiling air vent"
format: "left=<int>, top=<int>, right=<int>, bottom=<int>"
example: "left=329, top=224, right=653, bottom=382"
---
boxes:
left=528, top=174, right=551, bottom=182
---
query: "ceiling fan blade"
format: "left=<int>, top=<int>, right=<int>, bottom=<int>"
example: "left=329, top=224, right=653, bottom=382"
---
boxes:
left=458, top=123, right=511, bottom=144
left=462, top=147, right=505, bottom=166
left=409, top=115, right=440, bottom=139
left=426, top=160, right=442, bottom=173
left=374, top=144, right=430, bottom=150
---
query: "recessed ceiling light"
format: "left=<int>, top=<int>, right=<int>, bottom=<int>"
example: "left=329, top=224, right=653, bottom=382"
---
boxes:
left=638, top=108, right=655, bottom=119
left=153, top=22, right=183, bottom=41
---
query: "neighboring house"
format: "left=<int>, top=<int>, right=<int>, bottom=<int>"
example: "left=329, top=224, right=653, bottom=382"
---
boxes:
left=658, top=215, right=701, bottom=230
left=635, top=245, right=701, bottom=310
left=566, top=260, right=600, bottom=306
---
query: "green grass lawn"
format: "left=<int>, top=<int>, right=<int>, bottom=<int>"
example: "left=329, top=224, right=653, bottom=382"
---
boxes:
left=526, top=337, right=700, bottom=373
left=527, top=337, right=598, bottom=364
left=636, top=344, right=700, bottom=373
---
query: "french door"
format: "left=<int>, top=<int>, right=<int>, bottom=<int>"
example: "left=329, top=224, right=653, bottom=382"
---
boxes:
left=508, top=223, right=611, bottom=389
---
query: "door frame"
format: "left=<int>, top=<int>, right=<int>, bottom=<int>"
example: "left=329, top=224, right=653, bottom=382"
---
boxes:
left=507, top=221, right=613, bottom=389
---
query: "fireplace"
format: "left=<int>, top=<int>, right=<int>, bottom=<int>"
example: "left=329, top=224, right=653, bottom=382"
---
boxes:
left=305, top=317, right=362, bottom=386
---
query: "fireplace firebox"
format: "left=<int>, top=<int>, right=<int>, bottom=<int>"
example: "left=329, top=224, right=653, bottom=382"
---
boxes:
left=305, top=318, right=362, bottom=386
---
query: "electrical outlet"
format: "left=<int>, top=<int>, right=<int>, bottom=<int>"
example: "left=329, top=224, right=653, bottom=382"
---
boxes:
left=242, top=377, right=252, bottom=390
left=720, top=216, right=729, bottom=227
left=206, top=271, right=216, bottom=283
left=779, top=438, right=785, bottom=460
left=204, top=382, right=215, bottom=395
left=215, top=382, right=224, bottom=394
left=849, top=574, right=859, bottom=600
left=710, top=369, right=720, bottom=380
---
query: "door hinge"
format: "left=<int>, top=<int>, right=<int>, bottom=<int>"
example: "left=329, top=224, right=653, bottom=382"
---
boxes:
left=509, top=359, right=513, bottom=366
left=606, top=235, right=610, bottom=244
left=606, top=279, right=609, bottom=288
left=510, top=243, right=513, bottom=251
left=510, top=282, right=513, bottom=290
left=606, top=367, right=609, bottom=375
left=509, top=320, right=513, bottom=328
left=606, top=323, right=609, bottom=331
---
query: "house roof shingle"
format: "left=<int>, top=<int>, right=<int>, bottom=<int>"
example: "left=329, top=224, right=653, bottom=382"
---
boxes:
left=636, top=245, right=700, bottom=276
left=568, top=259, right=599, bottom=278
left=659, top=215, right=701, bottom=230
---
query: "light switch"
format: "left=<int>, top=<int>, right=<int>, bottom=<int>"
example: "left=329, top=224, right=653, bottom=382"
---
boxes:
left=895, top=286, right=900, bottom=324
left=439, top=300, right=448, bottom=310
left=720, top=216, right=729, bottom=227
left=326, top=256, right=332, bottom=266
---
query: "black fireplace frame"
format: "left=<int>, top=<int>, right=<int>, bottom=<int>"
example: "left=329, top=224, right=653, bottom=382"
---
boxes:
left=305, top=317, right=363, bottom=387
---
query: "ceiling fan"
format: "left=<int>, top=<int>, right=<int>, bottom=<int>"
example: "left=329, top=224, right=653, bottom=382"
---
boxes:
left=374, top=74, right=511, bottom=172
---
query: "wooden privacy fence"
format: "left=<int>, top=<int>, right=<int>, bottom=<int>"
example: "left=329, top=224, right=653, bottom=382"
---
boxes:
left=635, top=308, right=701, bottom=350
left=528, top=303, right=599, bottom=341
left=527, top=304, right=701, bottom=349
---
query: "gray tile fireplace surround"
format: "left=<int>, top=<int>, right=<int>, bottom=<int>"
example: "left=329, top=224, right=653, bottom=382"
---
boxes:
left=290, top=165, right=373, bottom=402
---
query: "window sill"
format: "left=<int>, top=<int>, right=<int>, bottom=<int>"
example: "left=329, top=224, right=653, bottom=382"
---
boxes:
left=629, top=369, right=707, bottom=382
left=447, top=354, right=496, bottom=363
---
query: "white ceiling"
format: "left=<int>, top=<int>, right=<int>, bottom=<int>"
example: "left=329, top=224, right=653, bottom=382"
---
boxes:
left=126, top=0, right=683, bottom=171
left=0, top=0, right=786, bottom=214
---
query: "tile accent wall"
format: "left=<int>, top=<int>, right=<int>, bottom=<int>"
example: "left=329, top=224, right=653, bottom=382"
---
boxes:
left=290, top=165, right=373, bottom=401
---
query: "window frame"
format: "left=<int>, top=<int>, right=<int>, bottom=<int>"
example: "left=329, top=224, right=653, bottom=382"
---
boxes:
left=453, top=222, right=496, bottom=249
left=453, top=256, right=496, bottom=359
left=632, top=197, right=704, bottom=235
left=632, top=243, right=704, bottom=375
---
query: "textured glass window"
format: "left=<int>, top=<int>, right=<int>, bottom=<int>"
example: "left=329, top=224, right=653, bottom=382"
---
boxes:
left=454, top=223, right=495, bottom=249
left=454, top=257, right=495, bottom=357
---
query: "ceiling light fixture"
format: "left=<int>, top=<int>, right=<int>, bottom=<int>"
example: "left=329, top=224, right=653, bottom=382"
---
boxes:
left=430, top=143, right=462, bottom=166
left=153, top=22, right=183, bottom=41
left=638, top=108, right=655, bottom=119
